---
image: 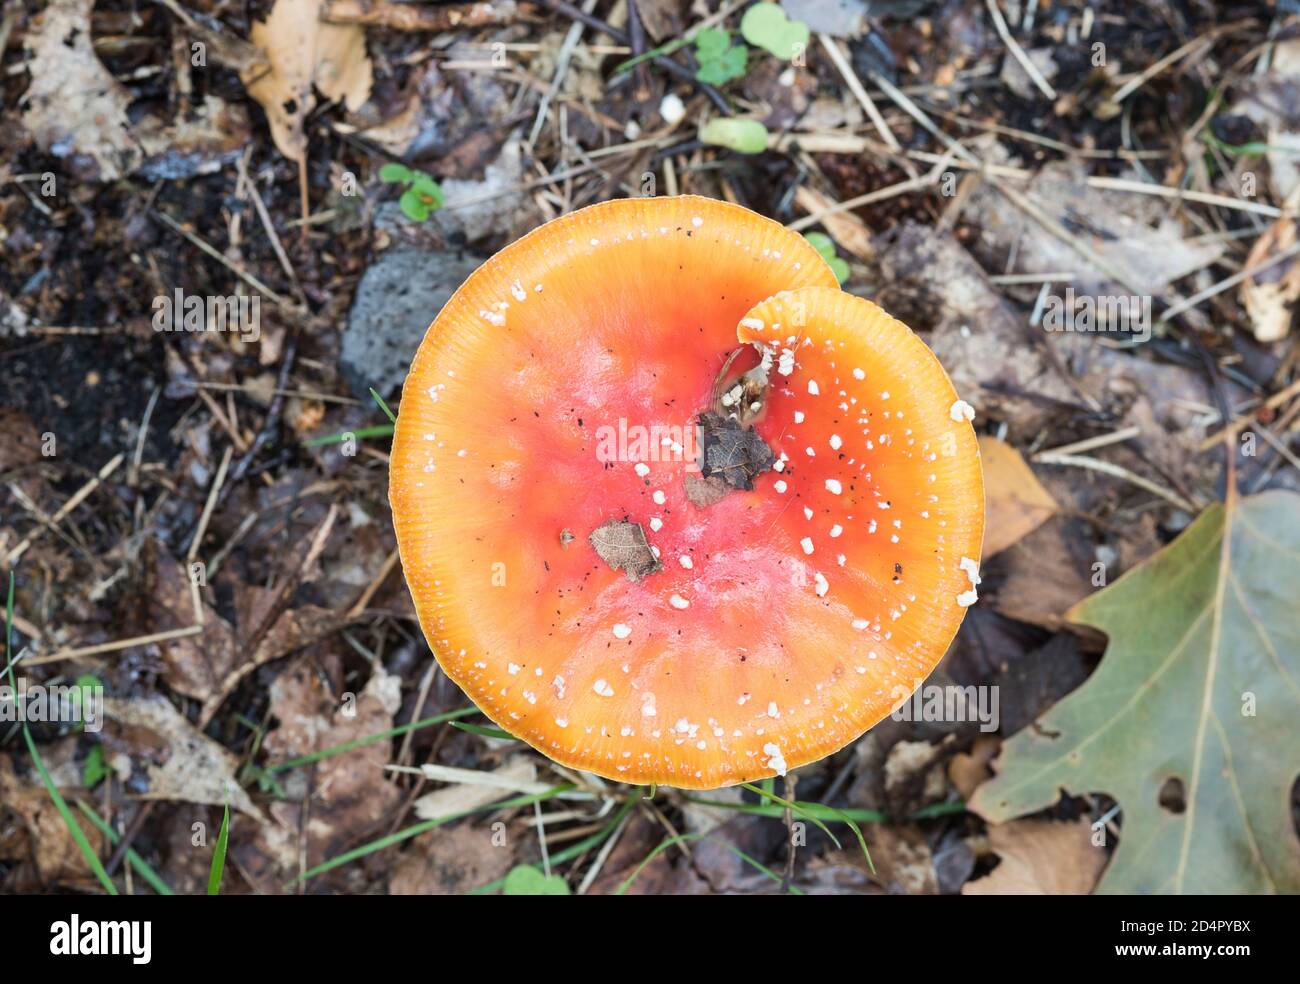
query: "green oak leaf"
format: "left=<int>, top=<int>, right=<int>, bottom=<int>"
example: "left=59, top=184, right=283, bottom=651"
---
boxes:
left=503, top=864, right=570, bottom=895
left=740, top=2, right=810, bottom=61
left=971, top=490, right=1300, bottom=894
left=699, top=117, right=770, bottom=154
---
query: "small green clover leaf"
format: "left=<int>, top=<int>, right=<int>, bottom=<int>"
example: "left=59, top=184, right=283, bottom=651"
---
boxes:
left=502, top=864, right=571, bottom=895
left=378, top=162, right=413, bottom=183
left=695, top=27, right=731, bottom=58
left=379, top=162, right=444, bottom=222
left=740, top=2, right=810, bottom=61
left=693, top=27, right=748, bottom=85
left=699, top=117, right=770, bottom=154
left=804, top=231, right=850, bottom=284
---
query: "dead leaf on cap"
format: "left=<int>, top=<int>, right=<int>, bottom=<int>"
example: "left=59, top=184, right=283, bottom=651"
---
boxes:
left=589, top=519, right=662, bottom=581
left=1241, top=217, right=1300, bottom=344
left=978, top=436, right=1059, bottom=557
left=963, top=818, right=1105, bottom=895
left=240, top=0, right=374, bottom=161
left=103, top=696, right=266, bottom=822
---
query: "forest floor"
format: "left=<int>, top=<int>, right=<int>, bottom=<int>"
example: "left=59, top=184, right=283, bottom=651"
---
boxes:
left=1, top=0, right=1298, bottom=895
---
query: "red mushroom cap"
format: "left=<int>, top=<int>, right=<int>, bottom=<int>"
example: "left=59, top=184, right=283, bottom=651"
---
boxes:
left=390, top=196, right=982, bottom=788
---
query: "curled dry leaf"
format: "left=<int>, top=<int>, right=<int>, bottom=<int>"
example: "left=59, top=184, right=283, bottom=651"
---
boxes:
left=963, top=818, right=1105, bottom=895
left=948, top=734, right=1001, bottom=800
left=1240, top=218, right=1300, bottom=344
left=142, top=538, right=341, bottom=719
left=240, top=0, right=374, bottom=161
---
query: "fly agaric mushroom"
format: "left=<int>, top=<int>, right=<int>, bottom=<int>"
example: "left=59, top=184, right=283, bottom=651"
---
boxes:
left=390, top=195, right=983, bottom=789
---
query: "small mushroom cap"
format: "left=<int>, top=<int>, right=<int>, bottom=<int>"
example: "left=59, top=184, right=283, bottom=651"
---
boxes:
left=390, top=196, right=841, bottom=788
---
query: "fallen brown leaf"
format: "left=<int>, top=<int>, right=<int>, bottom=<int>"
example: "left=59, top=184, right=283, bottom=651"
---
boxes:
left=0, top=747, right=104, bottom=891
left=233, top=660, right=402, bottom=892
left=948, top=734, right=1001, bottom=800
left=963, top=818, right=1106, bottom=895
left=389, top=824, right=512, bottom=895
left=102, top=696, right=266, bottom=822
left=978, top=435, right=1059, bottom=556
left=22, top=0, right=250, bottom=181
left=1241, top=217, right=1300, bottom=344
left=241, top=0, right=374, bottom=161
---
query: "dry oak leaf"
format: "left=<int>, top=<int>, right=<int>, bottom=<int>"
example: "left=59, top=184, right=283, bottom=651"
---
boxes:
left=978, top=435, right=1058, bottom=557
left=972, top=490, right=1300, bottom=894
left=963, top=819, right=1105, bottom=895
left=240, top=0, right=374, bottom=161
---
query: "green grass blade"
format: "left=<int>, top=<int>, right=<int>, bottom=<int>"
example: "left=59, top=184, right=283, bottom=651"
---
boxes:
left=612, top=33, right=691, bottom=74
left=469, top=789, right=641, bottom=894
left=449, top=721, right=516, bottom=740
left=723, top=843, right=805, bottom=895
left=369, top=387, right=397, bottom=423
left=685, top=797, right=888, bottom=823
left=741, top=781, right=843, bottom=851
left=267, top=706, right=476, bottom=773
left=289, top=784, right=573, bottom=887
left=300, top=424, right=395, bottom=448
left=910, top=800, right=967, bottom=819
left=76, top=802, right=175, bottom=896
left=616, top=833, right=703, bottom=894
left=207, top=799, right=230, bottom=895
left=20, top=729, right=118, bottom=894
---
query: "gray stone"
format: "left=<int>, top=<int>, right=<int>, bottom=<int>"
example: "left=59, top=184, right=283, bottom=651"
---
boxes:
left=341, top=249, right=482, bottom=397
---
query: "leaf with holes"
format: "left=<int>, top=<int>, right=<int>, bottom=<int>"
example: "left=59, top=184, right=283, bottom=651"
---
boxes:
left=971, top=490, right=1300, bottom=894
